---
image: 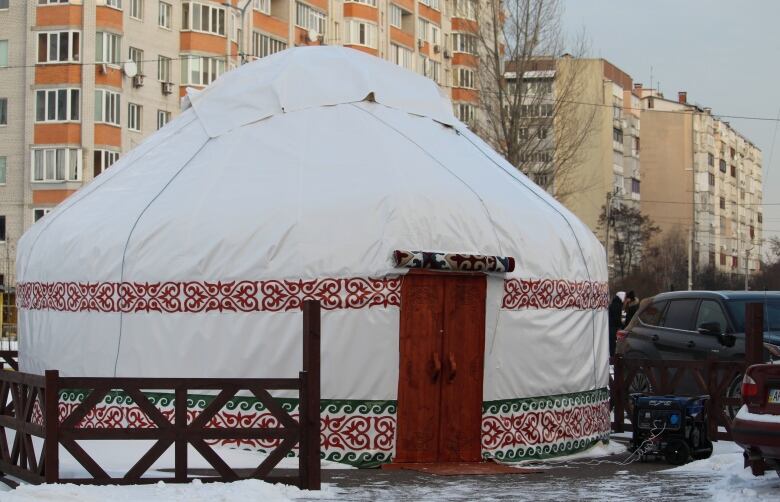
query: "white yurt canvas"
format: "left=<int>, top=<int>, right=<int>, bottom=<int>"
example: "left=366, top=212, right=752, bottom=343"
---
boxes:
left=17, top=46, right=610, bottom=467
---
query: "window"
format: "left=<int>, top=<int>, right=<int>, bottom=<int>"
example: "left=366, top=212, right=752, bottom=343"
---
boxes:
left=129, top=0, right=143, bottom=19
left=758, top=213, right=763, bottom=223
left=719, top=159, right=726, bottom=173
left=158, top=1, right=172, bottom=28
left=719, top=197, right=725, bottom=210
left=453, top=0, right=475, bottom=19
left=730, top=147, right=736, bottom=159
left=454, top=68, right=475, bottom=89
left=419, top=0, right=440, bottom=10
left=295, top=2, right=326, bottom=35
left=732, top=256, right=738, bottom=269
left=638, top=301, right=667, bottom=326
left=726, top=300, right=780, bottom=333
left=254, top=0, right=271, bottom=14
left=346, top=21, right=377, bottom=48
left=95, top=32, right=121, bottom=65
left=429, top=24, right=440, bottom=45
left=128, top=46, right=143, bottom=73
left=730, top=165, right=736, bottom=177
left=345, top=0, right=376, bottom=5
left=35, top=89, right=80, bottom=122
left=37, top=0, right=70, bottom=4
left=695, top=300, right=729, bottom=333
left=541, top=104, right=553, bottom=117
left=518, top=127, right=528, bottom=139
left=661, top=299, right=698, bottom=331
left=0, top=0, right=8, bottom=7
left=252, top=33, right=287, bottom=58
left=157, top=55, right=171, bottom=82
left=34, top=208, right=52, bottom=223
left=536, top=127, right=548, bottom=139
left=707, top=153, right=714, bottom=167
left=418, top=18, right=429, bottom=42
left=456, top=103, right=475, bottom=124
left=708, top=173, right=715, bottom=186
left=180, top=55, right=226, bottom=86
left=32, top=147, right=82, bottom=182
left=0, top=157, right=5, bottom=184
left=612, top=127, right=623, bottom=143
left=93, top=149, right=119, bottom=177
left=390, top=43, right=413, bottom=71
left=182, top=2, right=227, bottom=36
left=128, top=103, right=142, bottom=131
left=429, top=60, right=441, bottom=83
left=0, top=40, right=7, bottom=67
left=157, top=110, right=171, bottom=129
left=37, top=31, right=80, bottom=63
left=0, top=98, right=6, bottom=125
left=0, top=217, right=5, bottom=242
left=452, top=33, right=476, bottom=54
left=631, top=178, right=640, bottom=194
left=105, top=0, right=122, bottom=8
left=389, top=4, right=402, bottom=28
left=94, top=89, right=120, bottom=125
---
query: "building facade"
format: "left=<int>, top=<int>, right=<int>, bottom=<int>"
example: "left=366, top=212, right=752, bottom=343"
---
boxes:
left=638, top=89, right=763, bottom=278
left=0, top=0, right=482, bottom=289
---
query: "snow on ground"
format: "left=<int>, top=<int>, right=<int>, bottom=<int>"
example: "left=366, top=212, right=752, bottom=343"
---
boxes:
left=1, top=479, right=338, bottom=502
left=506, top=439, right=628, bottom=469
left=663, top=441, right=780, bottom=501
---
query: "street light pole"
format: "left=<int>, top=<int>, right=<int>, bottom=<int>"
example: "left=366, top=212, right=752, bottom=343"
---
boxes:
left=223, top=0, right=254, bottom=64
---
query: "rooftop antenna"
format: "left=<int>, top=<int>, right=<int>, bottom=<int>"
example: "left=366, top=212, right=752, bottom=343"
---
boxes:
left=649, top=65, right=653, bottom=91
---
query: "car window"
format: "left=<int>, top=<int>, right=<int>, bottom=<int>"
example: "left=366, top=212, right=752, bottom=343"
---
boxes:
left=695, top=300, right=729, bottom=333
left=726, top=300, right=780, bottom=332
left=661, top=299, right=698, bottom=331
left=638, top=300, right=667, bottom=326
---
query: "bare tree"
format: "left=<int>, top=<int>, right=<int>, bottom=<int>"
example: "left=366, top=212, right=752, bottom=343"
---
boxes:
left=471, top=0, right=597, bottom=201
left=599, top=204, right=660, bottom=280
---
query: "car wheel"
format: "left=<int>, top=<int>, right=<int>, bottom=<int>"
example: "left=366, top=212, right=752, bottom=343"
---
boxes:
left=725, top=372, right=743, bottom=420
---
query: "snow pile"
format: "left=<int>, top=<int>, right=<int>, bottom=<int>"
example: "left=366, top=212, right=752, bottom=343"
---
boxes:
left=664, top=442, right=780, bottom=501
left=2, top=479, right=337, bottom=502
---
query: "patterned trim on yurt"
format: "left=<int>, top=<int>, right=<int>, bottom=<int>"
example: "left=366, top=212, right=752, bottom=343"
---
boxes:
left=481, top=388, right=611, bottom=461
left=393, top=250, right=516, bottom=273
left=17, top=277, right=609, bottom=313
left=39, top=388, right=608, bottom=468
left=502, top=279, right=609, bottom=310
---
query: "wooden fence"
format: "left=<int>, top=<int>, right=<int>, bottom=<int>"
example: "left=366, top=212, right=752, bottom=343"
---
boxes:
left=0, top=300, right=321, bottom=489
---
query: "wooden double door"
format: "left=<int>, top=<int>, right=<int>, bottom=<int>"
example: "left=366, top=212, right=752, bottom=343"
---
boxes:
left=395, top=272, right=487, bottom=463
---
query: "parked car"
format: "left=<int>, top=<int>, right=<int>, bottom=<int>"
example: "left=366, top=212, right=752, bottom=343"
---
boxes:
left=615, top=291, right=780, bottom=403
left=732, top=363, right=780, bottom=476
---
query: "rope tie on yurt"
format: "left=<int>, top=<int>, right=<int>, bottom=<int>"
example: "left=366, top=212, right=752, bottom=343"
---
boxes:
left=452, top=128, right=601, bottom=391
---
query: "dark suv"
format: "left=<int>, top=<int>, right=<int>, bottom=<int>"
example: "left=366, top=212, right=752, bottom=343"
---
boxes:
left=616, top=291, right=780, bottom=400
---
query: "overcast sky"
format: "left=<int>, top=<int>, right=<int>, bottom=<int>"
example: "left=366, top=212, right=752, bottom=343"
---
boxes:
left=561, top=0, right=780, bottom=251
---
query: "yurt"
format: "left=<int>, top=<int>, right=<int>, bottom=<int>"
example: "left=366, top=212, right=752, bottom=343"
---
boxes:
left=17, top=47, right=610, bottom=467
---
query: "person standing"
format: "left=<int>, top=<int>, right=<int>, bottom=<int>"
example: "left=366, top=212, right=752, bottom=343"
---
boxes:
left=608, top=292, right=625, bottom=357
left=624, top=291, right=640, bottom=325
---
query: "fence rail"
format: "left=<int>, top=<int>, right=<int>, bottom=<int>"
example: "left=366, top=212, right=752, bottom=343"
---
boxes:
left=0, top=300, right=321, bottom=489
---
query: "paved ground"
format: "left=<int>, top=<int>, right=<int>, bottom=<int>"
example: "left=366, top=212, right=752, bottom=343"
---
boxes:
left=298, top=438, right=737, bottom=501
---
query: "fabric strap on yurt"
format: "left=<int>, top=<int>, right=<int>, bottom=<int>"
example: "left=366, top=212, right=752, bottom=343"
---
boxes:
left=393, top=250, right=515, bottom=273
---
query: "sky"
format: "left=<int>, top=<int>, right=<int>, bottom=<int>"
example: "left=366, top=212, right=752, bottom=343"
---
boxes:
left=561, top=0, right=780, bottom=254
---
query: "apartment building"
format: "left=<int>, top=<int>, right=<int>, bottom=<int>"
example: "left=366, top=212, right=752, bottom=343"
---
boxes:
left=638, top=88, right=763, bottom=277
left=0, top=0, right=482, bottom=289
left=504, top=58, right=641, bottom=275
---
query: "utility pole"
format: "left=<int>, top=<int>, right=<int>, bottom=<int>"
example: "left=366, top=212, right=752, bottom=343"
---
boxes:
left=604, top=187, right=620, bottom=282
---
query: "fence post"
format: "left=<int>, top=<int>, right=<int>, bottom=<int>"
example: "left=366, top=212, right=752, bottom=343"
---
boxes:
left=612, top=355, right=624, bottom=433
left=44, top=370, right=59, bottom=483
left=745, top=302, right=764, bottom=367
left=705, top=354, right=718, bottom=440
left=300, top=300, right=321, bottom=490
left=175, top=386, right=187, bottom=483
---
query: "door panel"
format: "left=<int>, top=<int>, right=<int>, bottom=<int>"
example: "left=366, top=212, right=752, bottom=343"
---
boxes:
left=395, top=274, right=444, bottom=463
left=439, top=276, right=486, bottom=462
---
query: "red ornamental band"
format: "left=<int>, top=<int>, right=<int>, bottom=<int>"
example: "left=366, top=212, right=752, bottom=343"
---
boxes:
left=16, top=277, right=608, bottom=313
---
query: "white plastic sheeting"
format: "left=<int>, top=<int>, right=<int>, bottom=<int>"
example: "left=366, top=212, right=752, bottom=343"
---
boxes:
left=17, top=46, right=607, bottom=403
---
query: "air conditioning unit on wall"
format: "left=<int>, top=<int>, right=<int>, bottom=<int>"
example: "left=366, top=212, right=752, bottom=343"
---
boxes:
left=161, top=82, right=174, bottom=95
left=132, top=74, right=144, bottom=88
left=433, top=44, right=441, bottom=54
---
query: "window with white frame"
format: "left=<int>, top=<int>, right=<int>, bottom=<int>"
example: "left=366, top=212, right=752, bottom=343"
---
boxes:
left=32, top=147, right=82, bottom=182
left=419, top=0, right=440, bottom=10
left=105, top=0, right=122, bottom=9
left=390, top=43, right=413, bottom=70
left=346, top=20, right=377, bottom=48
left=158, top=1, right=172, bottom=28
left=295, top=2, right=326, bottom=35
left=37, top=0, right=70, bottom=4
left=453, top=0, right=475, bottom=20
left=252, top=32, right=287, bottom=58
left=253, top=0, right=271, bottom=14
left=33, top=208, right=52, bottom=223
left=95, top=32, right=121, bottom=65
left=35, top=89, right=80, bottom=122
left=418, top=54, right=428, bottom=77
left=0, top=98, right=5, bottom=126
left=157, top=55, right=171, bottom=82
left=454, top=68, right=475, bottom=88
left=0, top=40, right=8, bottom=68
left=429, top=60, right=441, bottom=83
left=37, top=31, right=80, bottom=63
left=129, top=0, right=143, bottom=19
left=418, top=18, right=429, bottom=42
left=93, top=149, right=119, bottom=177
left=452, top=32, right=476, bottom=54
left=128, top=46, right=143, bottom=73
left=345, top=0, right=377, bottom=5
left=389, top=4, right=402, bottom=28
left=94, top=89, right=120, bottom=126
left=180, top=55, right=226, bottom=86
left=0, top=157, right=6, bottom=184
left=157, top=110, right=171, bottom=130
left=429, top=24, right=440, bottom=46
left=455, top=103, right=475, bottom=124
left=182, top=1, right=226, bottom=36
left=128, top=103, right=142, bottom=131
